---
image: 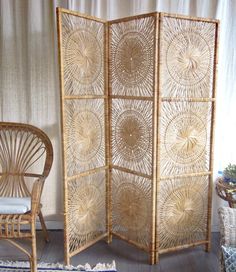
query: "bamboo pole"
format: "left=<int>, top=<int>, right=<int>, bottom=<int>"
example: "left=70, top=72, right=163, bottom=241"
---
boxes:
left=150, top=12, right=159, bottom=265
left=110, top=95, right=153, bottom=101
left=155, top=12, right=164, bottom=264
left=112, top=232, right=149, bottom=252
left=159, top=240, right=209, bottom=254
left=64, top=95, right=107, bottom=100
left=56, top=7, right=70, bottom=265
left=66, top=166, right=109, bottom=182
left=161, top=97, right=216, bottom=102
left=6, top=239, right=32, bottom=258
left=105, top=21, right=112, bottom=244
left=160, top=12, right=219, bottom=23
left=160, top=171, right=212, bottom=181
left=57, top=7, right=106, bottom=23
left=108, top=12, right=157, bottom=24
left=111, top=165, right=152, bottom=180
left=205, top=20, right=220, bottom=252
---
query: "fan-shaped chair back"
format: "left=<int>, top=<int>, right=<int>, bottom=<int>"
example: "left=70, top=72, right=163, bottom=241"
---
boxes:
left=0, top=122, right=53, bottom=197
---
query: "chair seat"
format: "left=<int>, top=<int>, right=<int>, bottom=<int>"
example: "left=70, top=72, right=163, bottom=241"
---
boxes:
left=0, top=197, right=31, bottom=214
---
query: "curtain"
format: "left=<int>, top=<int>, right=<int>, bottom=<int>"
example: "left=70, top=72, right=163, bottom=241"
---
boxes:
left=0, top=0, right=235, bottom=229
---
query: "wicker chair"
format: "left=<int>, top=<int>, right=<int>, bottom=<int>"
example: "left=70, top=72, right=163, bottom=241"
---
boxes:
left=0, top=122, right=53, bottom=272
left=218, top=207, right=236, bottom=272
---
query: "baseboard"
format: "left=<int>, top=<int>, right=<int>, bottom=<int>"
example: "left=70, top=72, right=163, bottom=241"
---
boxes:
left=37, top=220, right=64, bottom=230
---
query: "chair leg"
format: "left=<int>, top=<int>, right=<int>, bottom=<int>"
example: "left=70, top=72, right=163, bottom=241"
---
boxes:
left=38, top=210, right=50, bottom=242
left=31, top=222, right=37, bottom=272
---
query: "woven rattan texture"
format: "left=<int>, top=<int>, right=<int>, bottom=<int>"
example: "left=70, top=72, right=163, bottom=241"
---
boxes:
left=160, top=101, right=211, bottom=176
left=59, top=10, right=107, bottom=263
left=112, top=169, right=152, bottom=250
left=109, top=14, right=155, bottom=254
left=64, top=99, right=105, bottom=176
left=111, top=99, right=153, bottom=175
left=61, top=13, right=104, bottom=96
left=58, top=8, right=218, bottom=265
left=110, top=15, right=155, bottom=97
left=159, top=175, right=209, bottom=249
left=160, top=16, right=216, bottom=98
left=0, top=122, right=53, bottom=272
left=156, top=14, right=216, bottom=254
left=0, top=123, right=52, bottom=197
left=67, top=171, right=106, bottom=253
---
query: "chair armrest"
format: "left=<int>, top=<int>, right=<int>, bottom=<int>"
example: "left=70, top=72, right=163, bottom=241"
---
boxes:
left=31, top=177, right=46, bottom=215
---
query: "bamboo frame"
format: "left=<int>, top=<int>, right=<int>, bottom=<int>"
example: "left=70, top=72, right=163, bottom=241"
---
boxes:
left=69, top=233, right=108, bottom=258
left=155, top=11, right=162, bottom=264
left=0, top=122, right=53, bottom=272
left=206, top=19, right=220, bottom=252
left=157, top=12, right=219, bottom=255
left=57, top=7, right=109, bottom=265
left=159, top=240, right=209, bottom=254
left=112, top=232, right=150, bottom=252
left=104, top=21, right=112, bottom=244
left=57, top=8, right=219, bottom=265
left=56, top=8, right=69, bottom=265
left=109, top=12, right=157, bottom=262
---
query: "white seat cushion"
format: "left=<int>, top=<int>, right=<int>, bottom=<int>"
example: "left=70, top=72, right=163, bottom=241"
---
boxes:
left=0, top=197, right=31, bottom=214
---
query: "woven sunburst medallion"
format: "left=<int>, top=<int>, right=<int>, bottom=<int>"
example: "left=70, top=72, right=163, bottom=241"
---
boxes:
left=111, top=99, right=152, bottom=175
left=166, top=31, right=211, bottom=86
left=61, top=13, right=104, bottom=95
left=112, top=170, right=151, bottom=248
left=65, top=99, right=105, bottom=175
left=68, top=172, right=106, bottom=252
left=65, top=29, right=102, bottom=85
left=164, top=112, right=206, bottom=165
left=110, top=16, right=155, bottom=96
left=114, top=32, right=151, bottom=87
left=160, top=102, right=211, bottom=176
left=159, top=177, right=208, bottom=249
left=161, top=17, right=216, bottom=97
left=115, top=110, right=149, bottom=161
left=115, top=182, right=148, bottom=231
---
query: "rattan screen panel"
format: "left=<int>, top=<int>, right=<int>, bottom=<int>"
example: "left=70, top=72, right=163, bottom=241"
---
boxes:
left=58, top=9, right=218, bottom=265
left=160, top=16, right=216, bottom=98
left=64, top=99, right=105, bottom=177
left=158, top=175, right=209, bottom=250
left=58, top=9, right=108, bottom=264
left=109, top=15, right=155, bottom=97
left=67, top=171, right=106, bottom=253
left=160, top=101, right=212, bottom=177
left=61, top=12, right=105, bottom=96
left=111, top=99, right=153, bottom=175
left=112, top=169, right=152, bottom=249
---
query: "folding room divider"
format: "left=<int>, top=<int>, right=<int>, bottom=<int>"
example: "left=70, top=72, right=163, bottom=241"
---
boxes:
left=57, top=8, right=219, bottom=265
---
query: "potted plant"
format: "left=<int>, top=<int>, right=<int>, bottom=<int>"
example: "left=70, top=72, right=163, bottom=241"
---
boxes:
left=223, top=164, right=236, bottom=185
